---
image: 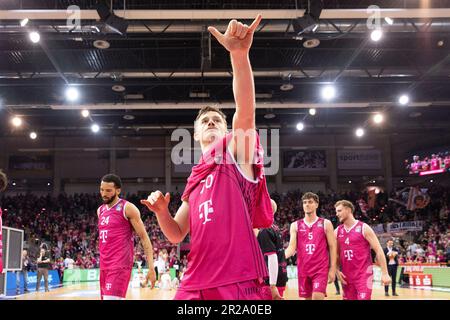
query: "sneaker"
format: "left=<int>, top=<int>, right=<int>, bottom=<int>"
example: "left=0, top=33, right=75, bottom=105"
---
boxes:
left=24, top=289, right=29, bottom=293
left=385, top=293, right=389, bottom=296
left=16, top=291, right=20, bottom=295
left=393, top=293, right=399, bottom=296
left=336, top=292, right=340, bottom=295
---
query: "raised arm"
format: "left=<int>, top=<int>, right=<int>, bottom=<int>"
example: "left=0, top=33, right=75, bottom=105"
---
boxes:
left=141, top=191, right=190, bottom=244
left=208, top=15, right=262, bottom=168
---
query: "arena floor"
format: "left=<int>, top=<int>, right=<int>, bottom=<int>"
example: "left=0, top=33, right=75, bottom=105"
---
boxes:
left=14, top=280, right=450, bottom=300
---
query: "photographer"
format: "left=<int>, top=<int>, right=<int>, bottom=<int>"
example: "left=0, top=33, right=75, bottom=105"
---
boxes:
left=36, top=246, right=51, bottom=292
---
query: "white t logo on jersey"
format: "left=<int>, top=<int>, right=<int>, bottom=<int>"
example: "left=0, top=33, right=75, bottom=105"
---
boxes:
left=305, top=243, right=316, bottom=255
left=100, top=230, right=108, bottom=243
left=344, top=249, right=354, bottom=261
left=106, top=283, right=112, bottom=290
left=199, top=199, right=213, bottom=225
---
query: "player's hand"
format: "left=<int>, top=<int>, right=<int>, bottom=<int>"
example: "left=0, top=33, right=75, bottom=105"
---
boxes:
left=146, top=269, right=157, bottom=289
left=208, top=14, right=261, bottom=54
left=270, top=286, right=283, bottom=300
left=337, top=271, right=347, bottom=285
left=381, top=273, right=392, bottom=286
left=140, top=191, right=170, bottom=215
left=328, top=269, right=336, bottom=284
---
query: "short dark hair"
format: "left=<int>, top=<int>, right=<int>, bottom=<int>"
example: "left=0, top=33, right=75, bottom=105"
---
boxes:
left=301, top=192, right=319, bottom=204
left=101, top=174, right=122, bottom=188
left=0, top=169, right=7, bottom=192
left=195, top=106, right=227, bottom=124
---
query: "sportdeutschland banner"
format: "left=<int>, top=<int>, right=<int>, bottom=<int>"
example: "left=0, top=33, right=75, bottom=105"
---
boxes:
left=386, top=220, right=423, bottom=233
left=337, top=150, right=382, bottom=170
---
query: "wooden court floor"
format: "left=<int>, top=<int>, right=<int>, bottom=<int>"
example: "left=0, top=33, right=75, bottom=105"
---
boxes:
left=15, top=279, right=450, bottom=300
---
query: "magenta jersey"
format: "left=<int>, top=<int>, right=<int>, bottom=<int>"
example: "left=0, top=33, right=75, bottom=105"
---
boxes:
left=430, top=159, right=440, bottom=170
left=180, top=149, right=268, bottom=290
left=410, top=162, right=420, bottom=173
left=337, top=221, right=373, bottom=282
left=296, top=217, right=329, bottom=276
left=98, top=199, right=134, bottom=270
left=0, top=208, right=3, bottom=273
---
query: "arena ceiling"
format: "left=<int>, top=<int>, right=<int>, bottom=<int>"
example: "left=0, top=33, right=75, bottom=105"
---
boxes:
left=0, top=0, right=450, bottom=136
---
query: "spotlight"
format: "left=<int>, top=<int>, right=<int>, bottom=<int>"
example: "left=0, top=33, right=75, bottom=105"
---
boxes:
left=384, top=17, right=394, bottom=25
left=400, top=180, right=404, bottom=183
left=29, top=132, right=37, bottom=140
left=65, top=87, right=79, bottom=102
left=370, top=29, right=383, bottom=42
left=81, top=109, right=90, bottom=118
left=96, top=3, right=129, bottom=35
left=430, top=179, right=433, bottom=183
left=355, top=127, right=365, bottom=137
left=296, top=122, right=304, bottom=131
left=20, top=18, right=29, bottom=27
left=11, top=116, right=23, bottom=127
left=373, top=113, right=384, bottom=124
left=348, top=180, right=352, bottom=184
left=398, top=95, right=409, bottom=105
left=29, top=31, right=40, bottom=43
left=280, top=83, right=294, bottom=91
left=12, top=182, right=16, bottom=186
left=309, top=108, right=316, bottom=116
left=91, top=124, right=100, bottom=133
left=321, top=85, right=336, bottom=101
left=47, top=182, right=51, bottom=186
left=292, top=0, right=323, bottom=36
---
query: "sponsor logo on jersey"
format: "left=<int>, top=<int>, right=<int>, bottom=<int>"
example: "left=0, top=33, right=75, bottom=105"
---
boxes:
left=355, top=226, right=362, bottom=233
left=116, top=203, right=123, bottom=211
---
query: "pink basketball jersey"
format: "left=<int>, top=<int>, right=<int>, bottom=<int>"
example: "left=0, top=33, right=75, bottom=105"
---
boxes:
left=0, top=208, right=3, bottom=273
left=98, top=199, right=134, bottom=270
left=180, top=149, right=268, bottom=290
left=337, top=221, right=373, bottom=282
left=296, top=217, right=329, bottom=276
left=430, top=159, right=440, bottom=170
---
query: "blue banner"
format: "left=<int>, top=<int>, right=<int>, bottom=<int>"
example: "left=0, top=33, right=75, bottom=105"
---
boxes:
left=6, top=270, right=61, bottom=295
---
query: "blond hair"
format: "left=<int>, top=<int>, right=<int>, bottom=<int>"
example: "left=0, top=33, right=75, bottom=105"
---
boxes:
left=334, top=200, right=355, bottom=213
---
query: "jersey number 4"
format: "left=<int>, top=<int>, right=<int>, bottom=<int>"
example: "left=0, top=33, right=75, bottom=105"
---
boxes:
left=344, top=237, right=350, bottom=245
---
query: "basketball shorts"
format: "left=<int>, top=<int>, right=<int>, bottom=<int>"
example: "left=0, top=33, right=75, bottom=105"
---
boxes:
left=298, top=272, right=328, bottom=298
left=100, top=268, right=132, bottom=299
left=174, top=279, right=266, bottom=300
left=342, top=276, right=373, bottom=300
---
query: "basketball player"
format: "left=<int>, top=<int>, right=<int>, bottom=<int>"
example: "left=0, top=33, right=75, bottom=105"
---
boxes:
left=0, top=170, right=7, bottom=275
left=334, top=200, right=391, bottom=300
left=255, top=199, right=288, bottom=300
left=141, top=14, right=274, bottom=300
left=98, top=174, right=156, bottom=300
left=285, top=192, right=337, bottom=300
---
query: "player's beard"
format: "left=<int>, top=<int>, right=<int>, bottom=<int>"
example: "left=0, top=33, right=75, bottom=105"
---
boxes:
left=102, top=194, right=117, bottom=205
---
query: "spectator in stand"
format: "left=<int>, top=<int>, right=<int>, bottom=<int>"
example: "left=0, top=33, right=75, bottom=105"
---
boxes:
left=64, top=255, right=75, bottom=270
